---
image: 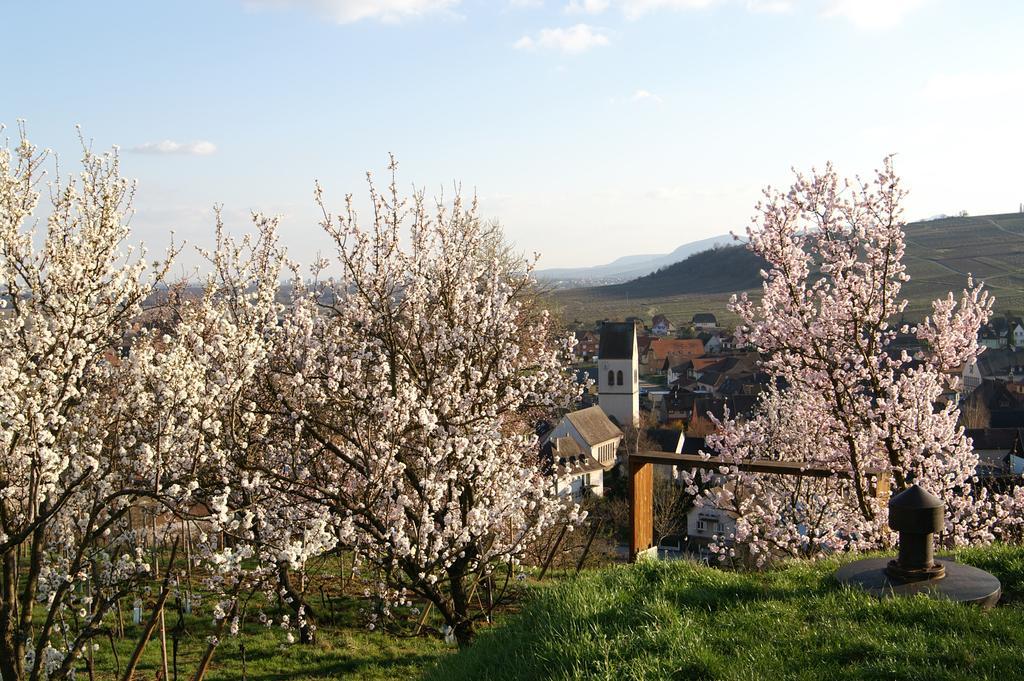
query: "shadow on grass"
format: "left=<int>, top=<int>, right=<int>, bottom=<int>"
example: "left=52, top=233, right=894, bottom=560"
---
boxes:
left=427, top=551, right=1024, bottom=681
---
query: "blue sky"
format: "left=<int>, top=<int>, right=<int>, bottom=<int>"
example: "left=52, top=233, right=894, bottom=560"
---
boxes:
left=5, top=0, right=1024, bottom=272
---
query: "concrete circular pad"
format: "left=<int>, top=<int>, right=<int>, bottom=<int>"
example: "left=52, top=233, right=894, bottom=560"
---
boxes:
left=835, top=557, right=1001, bottom=608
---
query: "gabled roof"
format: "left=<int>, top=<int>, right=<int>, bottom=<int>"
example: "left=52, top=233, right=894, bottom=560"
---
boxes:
left=598, top=322, right=636, bottom=360
left=697, top=370, right=726, bottom=388
left=649, top=338, right=705, bottom=362
left=662, top=351, right=699, bottom=371
left=646, top=428, right=684, bottom=453
left=669, top=359, right=694, bottom=374
left=974, top=347, right=1024, bottom=377
left=990, top=317, right=1010, bottom=334
left=692, top=395, right=759, bottom=421
left=692, top=357, right=725, bottom=371
left=692, top=313, right=718, bottom=324
left=965, top=428, right=1024, bottom=453
left=565, top=405, right=624, bottom=446
left=540, top=436, right=603, bottom=475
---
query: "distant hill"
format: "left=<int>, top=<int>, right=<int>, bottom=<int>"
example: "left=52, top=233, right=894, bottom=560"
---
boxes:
left=535, top=234, right=735, bottom=285
left=551, top=212, right=1024, bottom=326
left=593, top=244, right=765, bottom=297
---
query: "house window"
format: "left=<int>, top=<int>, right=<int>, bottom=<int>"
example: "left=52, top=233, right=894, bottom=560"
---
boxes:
left=608, top=370, right=615, bottom=386
left=617, top=370, right=624, bottom=386
left=696, top=517, right=718, bottom=534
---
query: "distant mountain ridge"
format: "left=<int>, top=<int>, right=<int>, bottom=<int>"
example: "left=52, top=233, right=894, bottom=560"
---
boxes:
left=536, top=234, right=736, bottom=285
left=552, top=211, right=1024, bottom=324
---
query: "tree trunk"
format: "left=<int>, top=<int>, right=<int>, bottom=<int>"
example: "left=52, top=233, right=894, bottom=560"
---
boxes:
left=277, top=563, right=317, bottom=644
left=0, top=551, right=25, bottom=681
left=448, top=568, right=475, bottom=648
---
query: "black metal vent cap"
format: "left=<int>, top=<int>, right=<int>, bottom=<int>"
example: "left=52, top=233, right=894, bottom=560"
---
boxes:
left=888, top=484, right=944, bottom=534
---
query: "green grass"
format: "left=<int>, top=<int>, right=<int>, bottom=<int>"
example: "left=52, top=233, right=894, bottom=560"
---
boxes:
left=80, top=609, right=450, bottom=680
left=426, top=546, right=1024, bottom=681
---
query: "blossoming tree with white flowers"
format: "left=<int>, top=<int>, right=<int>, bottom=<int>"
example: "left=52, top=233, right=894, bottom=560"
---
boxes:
left=0, top=128, right=207, bottom=679
left=235, top=161, right=585, bottom=647
left=692, top=158, right=995, bottom=564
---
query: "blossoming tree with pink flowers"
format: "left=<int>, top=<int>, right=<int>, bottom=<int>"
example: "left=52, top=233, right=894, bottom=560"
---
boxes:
left=690, top=158, right=995, bottom=564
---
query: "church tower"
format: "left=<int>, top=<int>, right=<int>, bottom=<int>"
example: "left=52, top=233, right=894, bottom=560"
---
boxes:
left=597, top=322, right=639, bottom=428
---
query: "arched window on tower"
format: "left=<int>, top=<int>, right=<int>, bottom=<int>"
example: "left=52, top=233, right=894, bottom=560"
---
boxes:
left=608, top=370, right=615, bottom=386
left=617, top=370, right=624, bottom=386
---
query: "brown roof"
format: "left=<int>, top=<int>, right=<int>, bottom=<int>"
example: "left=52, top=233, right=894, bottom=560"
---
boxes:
left=552, top=436, right=582, bottom=457
left=540, top=436, right=603, bottom=475
left=692, top=357, right=725, bottom=371
left=565, top=406, right=624, bottom=446
left=648, top=338, right=705, bottom=363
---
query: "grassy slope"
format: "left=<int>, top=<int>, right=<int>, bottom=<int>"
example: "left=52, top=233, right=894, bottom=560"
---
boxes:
left=427, top=545, right=1024, bottom=681
left=552, top=212, right=1024, bottom=326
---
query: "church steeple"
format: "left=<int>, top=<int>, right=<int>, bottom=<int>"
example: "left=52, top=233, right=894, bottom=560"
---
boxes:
left=597, top=322, right=640, bottom=428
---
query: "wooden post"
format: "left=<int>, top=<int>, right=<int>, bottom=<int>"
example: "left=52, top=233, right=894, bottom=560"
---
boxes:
left=625, top=449, right=886, bottom=562
left=121, top=539, right=179, bottom=681
left=628, top=456, right=654, bottom=562
left=414, top=602, right=433, bottom=636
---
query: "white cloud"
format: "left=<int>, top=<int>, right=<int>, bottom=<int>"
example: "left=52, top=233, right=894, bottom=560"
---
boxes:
left=508, top=0, right=544, bottom=7
left=514, top=24, right=610, bottom=54
left=565, top=0, right=610, bottom=14
left=744, top=0, right=793, bottom=13
left=631, top=89, right=663, bottom=103
left=130, top=140, right=217, bottom=156
left=242, top=0, right=461, bottom=24
left=822, top=0, right=927, bottom=30
left=616, top=0, right=719, bottom=20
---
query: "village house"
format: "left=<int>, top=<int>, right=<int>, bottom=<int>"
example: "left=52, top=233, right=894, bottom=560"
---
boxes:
left=962, top=347, right=1024, bottom=393
left=962, top=381, right=1024, bottom=429
left=979, top=318, right=1009, bottom=349
left=636, top=334, right=654, bottom=371
left=966, top=428, right=1024, bottom=481
left=1011, top=318, right=1024, bottom=348
left=692, top=313, right=718, bottom=330
left=686, top=395, right=759, bottom=436
left=573, top=329, right=600, bottom=362
left=977, top=316, right=1024, bottom=350
left=548, top=405, right=624, bottom=468
left=541, top=435, right=605, bottom=499
left=657, top=388, right=758, bottom=434
left=698, top=331, right=722, bottom=354
left=643, top=338, right=705, bottom=375
left=687, top=494, right=739, bottom=548
left=651, top=314, right=675, bottom=336
left=666, top=359, right=694, bottom=387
